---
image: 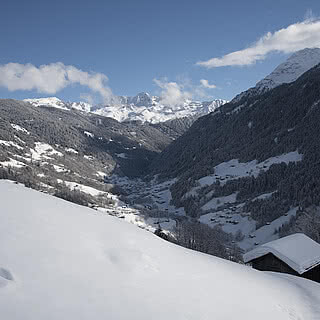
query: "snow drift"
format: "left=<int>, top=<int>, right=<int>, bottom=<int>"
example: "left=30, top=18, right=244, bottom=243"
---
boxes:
left=0, top=180, right=319, bottom=319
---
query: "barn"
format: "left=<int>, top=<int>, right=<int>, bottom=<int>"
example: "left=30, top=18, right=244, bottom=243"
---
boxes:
left=243, top=233, right=320, bottom=283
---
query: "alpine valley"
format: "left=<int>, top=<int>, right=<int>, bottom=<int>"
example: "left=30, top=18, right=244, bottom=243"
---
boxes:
left=2, top=48, right=320, bottom=252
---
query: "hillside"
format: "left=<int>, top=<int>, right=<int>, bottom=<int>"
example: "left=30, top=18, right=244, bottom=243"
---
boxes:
left=149, top=62, right=320, bottom=249
left=0, top=99, right=173, bottom=178
left=0, top=98, right=192, bottom=237
left=233, top=48, right=320, bottom=102
left=0, top=180, right=319, bottom=320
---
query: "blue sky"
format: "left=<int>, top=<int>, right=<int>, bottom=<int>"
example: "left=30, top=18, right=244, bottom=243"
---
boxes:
left=1, top=0, right=320, bottom=103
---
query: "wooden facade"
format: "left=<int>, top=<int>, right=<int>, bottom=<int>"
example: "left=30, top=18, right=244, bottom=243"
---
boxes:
left=249, top=253, right=320, bottom=283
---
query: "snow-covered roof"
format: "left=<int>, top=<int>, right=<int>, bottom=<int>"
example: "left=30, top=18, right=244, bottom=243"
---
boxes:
left=243, top=233, right=320, bottom=274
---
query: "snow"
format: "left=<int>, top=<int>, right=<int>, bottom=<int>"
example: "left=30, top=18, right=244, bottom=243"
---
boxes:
left=199, top=209, right=255, bottom=235
left=70, top=101, right=92, bottom=112
left=39, top=182, right=54, bottom=189
left=252, top=191, right=276, bottom=201
left=14, top=135, right=26, bottom=145
left=0, top=140, right=24, bottom=150
left=52, top=164, right=68, bottom=173
left=96, top=171, right=105, bottom=178
left=96, top=206, right=176, bottom=234
left=93, top=95, right=228, bottom=124
left=84, top=131, right=94, bottom=138
left=0, top=180, right=320, bottom=320
left=199, top=205, right=298, bottom=252
left=12, top=154, right=31, bottom=163
left=22, top=94, right=228, bottom=124
left=148, top=179, right=185, bottom=215
left=65, top=147, right=78, bottom=154
left=244, top=233, right=320, bottom=275
left=115, top=153, right=128, bottom=159
left=198, top=151, right=303, bottom=187
left=201, top=192, right=237, bottom=211
left=0, top=158, right=26, bottom=168
left=239, top=207, right=298, bottom=251
left=57, top=179, right=107, bottom=197
left=84, top=155, right=94, bottom=160
left=256, top=48, right=320, bottom=91
left=24, top=97, right=92, bottom=112
left=30, top=142, right=63, bottom=161
left=24, top=97, right=69, bottom=110
left=11, top=124, right=30, bottom=135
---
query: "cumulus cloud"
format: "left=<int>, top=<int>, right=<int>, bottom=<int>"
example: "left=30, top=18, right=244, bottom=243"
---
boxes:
left=153, top=78, right=192, bottom=106
left=197, top=19, right=320, bottom=68
left=200, top=79, right=217, bottom=89
left=0, top=62, right=114, bottom=101
left=153, top=77, right=216, bottom=105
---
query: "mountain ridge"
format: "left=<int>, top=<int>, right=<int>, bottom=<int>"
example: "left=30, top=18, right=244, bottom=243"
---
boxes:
left=232, top=47, right=320, bottom=102
left=24, top=94, right=228, bottom=124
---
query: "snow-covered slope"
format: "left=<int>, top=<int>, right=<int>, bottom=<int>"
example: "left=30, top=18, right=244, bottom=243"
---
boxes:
left=232, top=47, right=320, bottom=102
left=69, top=101, right=92, bottom=112
left=23, top=93, right=227, bottom=124
left=1, top=180, right=320, bottom=320
left=24, top=97, right=69, bottom=110
left=256, top=48, right=320, bottom=91
left=24, top=97, right=92, bottom=112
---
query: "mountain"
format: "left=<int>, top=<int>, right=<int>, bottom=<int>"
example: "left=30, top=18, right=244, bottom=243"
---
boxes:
left=24, top=97, right=92, bottom=112
left=233, top=47, right=320, bottom=102
left=24, top=94, right=227, bottom=124
left=24, top=97, right=69, bottom=110
left=150, top=61, right=320, bottom=250
left=9, top=49, right=320, bottom=255
left=256, top=48, right=320, bottom=91
left=0, top=98, right=175, bottom=178
left=94, top=94, right=227, bottom=123
left=1, top=180, right=319, bottom=320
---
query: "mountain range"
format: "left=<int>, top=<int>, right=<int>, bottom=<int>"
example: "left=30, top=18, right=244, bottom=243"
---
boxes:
left=24, top=94, right=227, bottom=124
left=23, top=48, right=320, bottom=125
left=151, top=48, right=320, bottom=250
left=1, top=47, right=320, bottom=254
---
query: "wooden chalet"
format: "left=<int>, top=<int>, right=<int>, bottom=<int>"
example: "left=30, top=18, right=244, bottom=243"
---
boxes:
left=243, top=233, right=320, bottom=283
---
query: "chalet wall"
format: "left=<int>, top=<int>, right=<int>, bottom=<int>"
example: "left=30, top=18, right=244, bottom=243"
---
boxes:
left=250, top=253, right=320, bottom=283
left=303, top=265, right=320, bottom=283
left=251, top=253, right=298, bottom=276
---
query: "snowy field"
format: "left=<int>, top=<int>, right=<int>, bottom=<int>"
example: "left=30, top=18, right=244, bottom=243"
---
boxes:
left=198, top=151, right=302, bottom=187
left=239, top=207, right=298, bottom=250
left=199, top=205, right=298, bottom=251
left=0, top=180, right=319, bottom=320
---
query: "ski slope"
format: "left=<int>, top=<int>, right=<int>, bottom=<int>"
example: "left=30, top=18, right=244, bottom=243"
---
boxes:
left=0, top=180, right=319, bottom=320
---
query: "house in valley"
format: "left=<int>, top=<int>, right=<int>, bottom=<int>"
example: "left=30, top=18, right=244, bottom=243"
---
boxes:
left=243, top=233, right=320, bottom=283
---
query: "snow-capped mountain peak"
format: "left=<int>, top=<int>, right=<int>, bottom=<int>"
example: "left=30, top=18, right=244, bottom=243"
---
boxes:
left=127, top=92, right=153, bottom=107
left=93, top=97, right=227, bottom=123
left=69, top=101, right=92, bottom=112
left=24, top=97, right=92, bottom=113
left=256, top=47, right=320, bottom=91
left=24, top=97, right=69, bottom=110
left=23, top=94, right=228, bottom=124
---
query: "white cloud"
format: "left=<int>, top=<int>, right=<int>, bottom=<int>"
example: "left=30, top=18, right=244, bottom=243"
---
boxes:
left=0, top=62, right=114, bottom=102
left=153, top=77, right=218, bottom=104
left=153, top=78, right=192, bottom=106
left=197, top=19, right=320, bottom=68
left=200, top=79, right=217, bottom=89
